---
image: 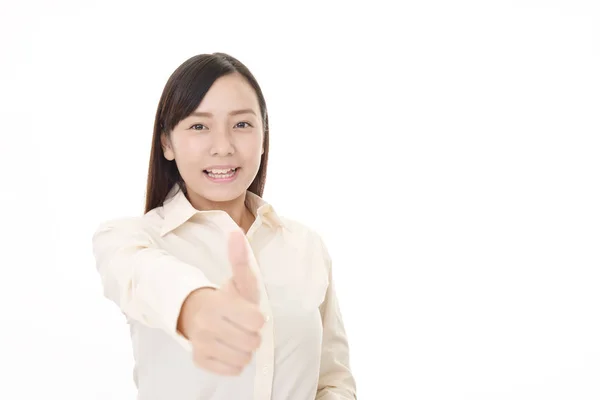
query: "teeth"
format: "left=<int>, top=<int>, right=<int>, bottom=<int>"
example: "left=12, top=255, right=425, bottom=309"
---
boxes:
left=206, top=168, right=236, bottom=179
left=207, top=168, right=235, bottom=174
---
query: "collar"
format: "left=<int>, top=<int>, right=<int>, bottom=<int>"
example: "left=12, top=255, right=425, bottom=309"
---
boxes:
left=158, top=184, right=287, bottom=236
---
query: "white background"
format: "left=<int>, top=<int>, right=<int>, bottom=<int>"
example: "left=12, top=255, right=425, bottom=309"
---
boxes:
left=1, top=0, right=599, bottom=399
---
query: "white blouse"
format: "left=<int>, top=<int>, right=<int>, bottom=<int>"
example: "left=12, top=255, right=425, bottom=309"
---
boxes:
left=92, top=185, right=356, bottom=399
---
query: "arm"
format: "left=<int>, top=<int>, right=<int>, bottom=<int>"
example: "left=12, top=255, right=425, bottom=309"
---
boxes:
left=316, top=240, right=357, bottom=400
left=91, top=217, right=218, bottom=351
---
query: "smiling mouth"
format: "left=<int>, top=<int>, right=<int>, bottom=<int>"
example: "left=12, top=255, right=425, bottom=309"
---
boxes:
left=203, top=167, right=239, bottom=179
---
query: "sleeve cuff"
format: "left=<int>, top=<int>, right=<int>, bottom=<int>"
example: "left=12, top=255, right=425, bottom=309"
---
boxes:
left=151, top=264, right=220, bottom=352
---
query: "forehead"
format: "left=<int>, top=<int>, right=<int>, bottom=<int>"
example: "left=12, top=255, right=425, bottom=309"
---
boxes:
left=196, top=73, right=259, bottom=112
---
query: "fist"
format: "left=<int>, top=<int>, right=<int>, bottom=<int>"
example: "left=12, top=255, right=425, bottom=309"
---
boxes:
left=178, top=230, right=265, bottom=376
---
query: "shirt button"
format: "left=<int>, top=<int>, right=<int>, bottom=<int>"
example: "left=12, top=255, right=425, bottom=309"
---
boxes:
left=262, top=366, right=269, bottom=375
left=265, top=315, right=271, bottom=322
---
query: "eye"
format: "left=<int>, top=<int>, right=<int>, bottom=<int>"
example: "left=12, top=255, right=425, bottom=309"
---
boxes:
left=190, top=123, right=207, bottom=130
left=235, top=121, right=253, bottom=129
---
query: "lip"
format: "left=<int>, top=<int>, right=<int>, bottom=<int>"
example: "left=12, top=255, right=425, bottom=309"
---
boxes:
left=203, top=167, right=240, bottom=183
left=203, top=165, right=239, bottom=171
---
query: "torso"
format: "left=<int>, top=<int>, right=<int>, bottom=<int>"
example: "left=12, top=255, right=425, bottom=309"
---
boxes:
left=130, top=208, right=330, bottom=400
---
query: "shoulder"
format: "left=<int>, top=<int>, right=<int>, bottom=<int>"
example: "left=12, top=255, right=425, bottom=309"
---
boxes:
left=92, top=208, right=165, bottom=243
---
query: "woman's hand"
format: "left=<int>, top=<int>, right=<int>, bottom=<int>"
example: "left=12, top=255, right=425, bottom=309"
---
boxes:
left=177, top=230, right=265, bottom=376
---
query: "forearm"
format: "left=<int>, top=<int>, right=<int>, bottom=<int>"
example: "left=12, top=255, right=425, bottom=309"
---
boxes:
left=316, top=235, right=357, bottom=399
left=316, top=327, right=357, bottom=400
left=92, top=218, right=218, bottom=349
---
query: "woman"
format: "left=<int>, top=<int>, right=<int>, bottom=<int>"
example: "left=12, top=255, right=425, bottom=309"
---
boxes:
left=92, top=52, right=357, bottom=400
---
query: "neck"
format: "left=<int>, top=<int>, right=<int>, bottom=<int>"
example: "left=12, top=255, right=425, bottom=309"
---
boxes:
left=187, top=190, right=254, bottom=232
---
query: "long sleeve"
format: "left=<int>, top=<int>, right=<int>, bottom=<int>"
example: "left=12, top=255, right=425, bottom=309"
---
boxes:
left=91, top=217, right=218, bottom=351
left=316, top=240, right=357, bottom=400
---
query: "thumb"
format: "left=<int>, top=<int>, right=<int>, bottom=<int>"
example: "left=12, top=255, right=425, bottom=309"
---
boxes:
left=227, top=230, right=259, bottom=304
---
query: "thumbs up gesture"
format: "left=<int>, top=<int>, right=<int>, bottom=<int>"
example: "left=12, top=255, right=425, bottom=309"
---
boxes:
left=224, top=230, right=261, bottom=304
left=177, top=230, right=266, bottom=376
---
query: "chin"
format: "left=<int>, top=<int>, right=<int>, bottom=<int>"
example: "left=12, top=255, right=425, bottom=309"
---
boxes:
left=187, top=181, right=249, bottom=204
left=202, top=189, right=245, bottom=203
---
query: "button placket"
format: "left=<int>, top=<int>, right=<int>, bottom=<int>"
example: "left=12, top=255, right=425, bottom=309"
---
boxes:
left=252, top=241, right=275, bottom=400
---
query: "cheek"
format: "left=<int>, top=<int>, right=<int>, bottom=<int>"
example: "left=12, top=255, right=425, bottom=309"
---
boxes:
left=242, top=138, right=264, bottom=163
left=173, top=137, right=206, bottom=160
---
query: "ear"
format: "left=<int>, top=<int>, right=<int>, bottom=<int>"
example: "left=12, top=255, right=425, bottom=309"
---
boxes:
left=161, top=133, right=175, bottom=161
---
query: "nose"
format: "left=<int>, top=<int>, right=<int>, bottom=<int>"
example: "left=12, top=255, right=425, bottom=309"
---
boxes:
left=209, top=127, right=235, bottom=156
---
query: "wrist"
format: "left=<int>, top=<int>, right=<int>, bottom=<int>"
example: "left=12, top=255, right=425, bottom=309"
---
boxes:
left=177, top=287, right=216, bottom=338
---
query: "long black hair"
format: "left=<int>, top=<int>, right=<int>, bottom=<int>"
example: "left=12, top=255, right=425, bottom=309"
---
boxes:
left=144, top=52, right=270, bottom=213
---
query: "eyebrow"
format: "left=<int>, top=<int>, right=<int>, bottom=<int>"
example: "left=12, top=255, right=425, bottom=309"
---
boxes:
left=189, top=109, right=257, bottom=118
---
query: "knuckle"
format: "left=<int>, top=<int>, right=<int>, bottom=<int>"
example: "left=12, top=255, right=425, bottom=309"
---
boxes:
left=192, top=353, right=205, bottom=368
left=251, top=314, right=265, bottom=331
left=230, top=355, right=245, bottom=369
left=234, top=337, right=249, bottom=352
left=191, top=348, right=203, bottom=362
left=233, top=350, right=249, bottom=366
left=192, top=340, right=210, bottom=357
left=246, top=333, right=261, bottom=349
left=230, top=366, right=243, bottom=376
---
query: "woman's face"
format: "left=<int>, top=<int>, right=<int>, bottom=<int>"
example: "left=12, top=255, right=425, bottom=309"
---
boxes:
left=162, top=73, right=264, bottom=205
